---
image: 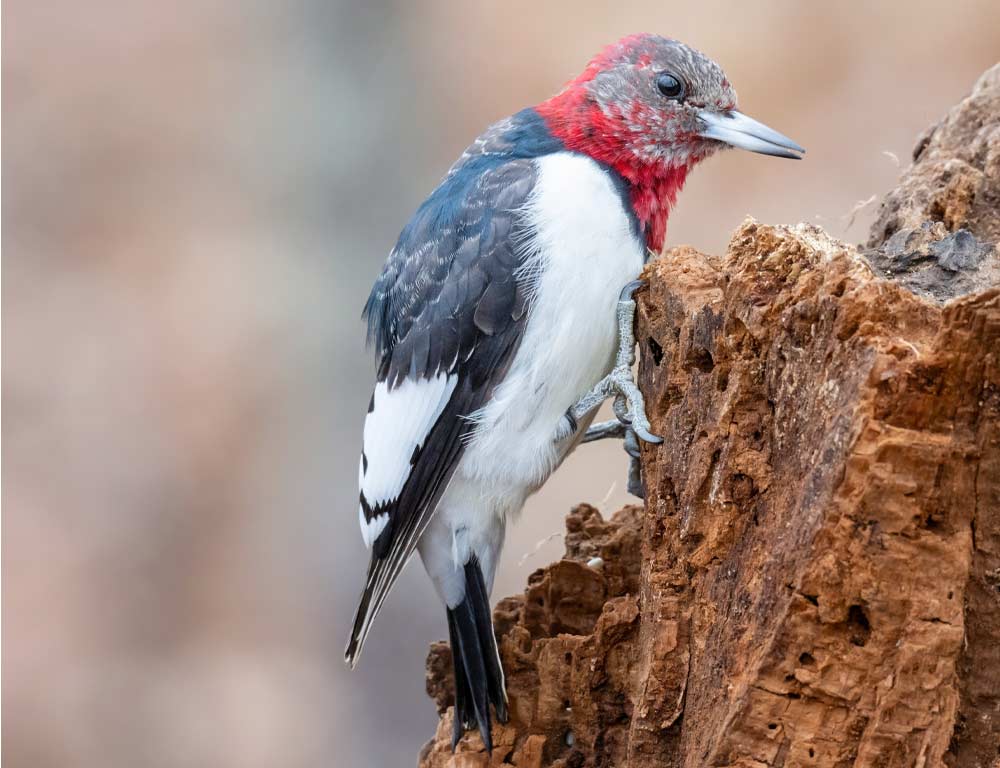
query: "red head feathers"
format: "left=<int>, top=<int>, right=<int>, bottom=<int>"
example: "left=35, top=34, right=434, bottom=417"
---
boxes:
left=536, top=34, right=738, bottom=252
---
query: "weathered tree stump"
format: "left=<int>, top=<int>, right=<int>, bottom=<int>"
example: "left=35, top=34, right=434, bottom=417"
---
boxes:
left=419, top=65, right=999, bottom=768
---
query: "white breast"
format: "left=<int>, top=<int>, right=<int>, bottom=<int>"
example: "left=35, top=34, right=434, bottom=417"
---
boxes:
left=459, top=151, right=646, bottom=500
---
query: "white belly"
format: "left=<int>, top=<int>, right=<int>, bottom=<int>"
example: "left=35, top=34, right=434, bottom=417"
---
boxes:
left=457, top=151, right=646, bottom=507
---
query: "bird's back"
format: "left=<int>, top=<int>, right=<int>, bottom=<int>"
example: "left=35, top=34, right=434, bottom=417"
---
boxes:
left=349, top=108, right=569, bottom=665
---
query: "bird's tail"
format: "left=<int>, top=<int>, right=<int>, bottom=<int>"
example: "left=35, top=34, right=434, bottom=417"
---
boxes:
left=345, top=555, right=386, bottom=669
left=447, top=558, right=508, bottom=753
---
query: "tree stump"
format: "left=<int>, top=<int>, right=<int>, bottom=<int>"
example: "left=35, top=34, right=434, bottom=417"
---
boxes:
left=419, top=64, right=999, bottom=768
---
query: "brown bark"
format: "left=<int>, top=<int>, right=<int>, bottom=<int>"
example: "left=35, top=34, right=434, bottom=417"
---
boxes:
left=419, top=65, right=1000, bottom=768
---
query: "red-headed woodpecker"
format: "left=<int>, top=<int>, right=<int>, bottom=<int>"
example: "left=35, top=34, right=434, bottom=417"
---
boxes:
left=345, top=33, right=803, bottom=751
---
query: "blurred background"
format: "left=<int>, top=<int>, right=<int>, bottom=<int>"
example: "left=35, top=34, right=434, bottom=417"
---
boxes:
left=3, top=1, right=998, bottom=765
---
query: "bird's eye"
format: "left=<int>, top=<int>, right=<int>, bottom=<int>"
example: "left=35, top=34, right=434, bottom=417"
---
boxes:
left=656, top=73, right=684, bottom=100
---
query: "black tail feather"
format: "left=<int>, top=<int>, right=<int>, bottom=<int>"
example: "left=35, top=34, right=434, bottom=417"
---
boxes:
left=446, top=611, right=474, bottom=748
left=466, top=559, right=508, bottom=724
left=446, top=559, right=508, bottom=753
left=450, top=598, right=492, bottom=751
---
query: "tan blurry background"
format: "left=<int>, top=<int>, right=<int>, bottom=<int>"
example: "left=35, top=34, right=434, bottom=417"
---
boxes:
left=3, top=1, right=998, bottom=766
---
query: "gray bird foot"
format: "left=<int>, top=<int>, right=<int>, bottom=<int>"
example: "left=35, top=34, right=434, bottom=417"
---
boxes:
left=571, top=280, right=660, bottom=499
left=623, top=427, right=644, bottom=499
left=570, top=280, right=662, bottom=445
left=581, top=421, right=646, bottom=498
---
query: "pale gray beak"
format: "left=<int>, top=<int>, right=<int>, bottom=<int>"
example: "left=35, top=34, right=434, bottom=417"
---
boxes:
left=698, top=109, right=805, bottom=159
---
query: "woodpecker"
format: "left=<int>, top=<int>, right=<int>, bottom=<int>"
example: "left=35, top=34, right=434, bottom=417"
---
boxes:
left=345, top=33, right=803, bottom=751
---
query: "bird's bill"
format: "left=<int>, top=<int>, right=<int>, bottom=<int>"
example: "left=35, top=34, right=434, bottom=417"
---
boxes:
left=698, top=110, right=805, bottom=159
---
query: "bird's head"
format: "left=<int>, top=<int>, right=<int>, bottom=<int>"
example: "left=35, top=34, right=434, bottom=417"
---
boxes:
left=536, top=34, right=803, bottom=250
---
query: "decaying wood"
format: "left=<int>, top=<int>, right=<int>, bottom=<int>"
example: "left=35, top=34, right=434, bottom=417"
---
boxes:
left=419, top=65, right=999, bottom=768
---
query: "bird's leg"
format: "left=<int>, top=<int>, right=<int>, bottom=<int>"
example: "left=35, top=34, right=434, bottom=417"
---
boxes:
left=571, top=280, right=662, bottom=444
left=571, top=280, right=661, bottom=498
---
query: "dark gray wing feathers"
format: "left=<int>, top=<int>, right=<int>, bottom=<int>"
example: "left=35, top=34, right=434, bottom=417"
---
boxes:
left=346, top=154, right=541, bottom=665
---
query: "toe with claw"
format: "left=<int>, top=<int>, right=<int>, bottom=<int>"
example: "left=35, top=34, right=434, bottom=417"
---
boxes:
left=581, top=421, right=646, bottom=498
left=574, top=280, right=660, bottom=499
left=571, top=280, right=662, bottom=444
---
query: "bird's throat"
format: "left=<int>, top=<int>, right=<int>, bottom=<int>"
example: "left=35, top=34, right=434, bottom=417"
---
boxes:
left=621, top=165, right=689, bottom=254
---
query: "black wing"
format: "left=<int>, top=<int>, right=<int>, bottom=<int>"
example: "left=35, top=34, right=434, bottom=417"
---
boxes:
left=345, top=151, right=540, bottom=666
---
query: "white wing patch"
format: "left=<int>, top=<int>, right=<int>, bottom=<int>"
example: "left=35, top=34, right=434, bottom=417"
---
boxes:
left=358, top=455, right=390, bottom=548
left=358, top=372, right=458, bottom=546
left=359, top=508, right=389, bottom=549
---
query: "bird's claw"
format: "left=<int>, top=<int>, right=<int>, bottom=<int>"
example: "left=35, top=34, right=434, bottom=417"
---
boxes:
left=618, top=278, right=646, bottom=304
left=623, top=427, right=641, bottom=459
left=606, top=363, right=662, bottom=445
left=623, top=428, right=644, bottom=498
left=572, top=279, right=661, bottom=443
left=614, top=281, right=661, bottom=443
left=572, top=279, right=661, bottom=496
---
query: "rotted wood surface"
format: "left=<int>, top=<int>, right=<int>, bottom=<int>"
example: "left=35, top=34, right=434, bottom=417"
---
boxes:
left=419, top=65, right=999, bottom=768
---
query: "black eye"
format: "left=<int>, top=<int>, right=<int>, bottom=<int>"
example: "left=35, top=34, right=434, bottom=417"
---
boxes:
left=656, top=72, right=684, bottom=100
